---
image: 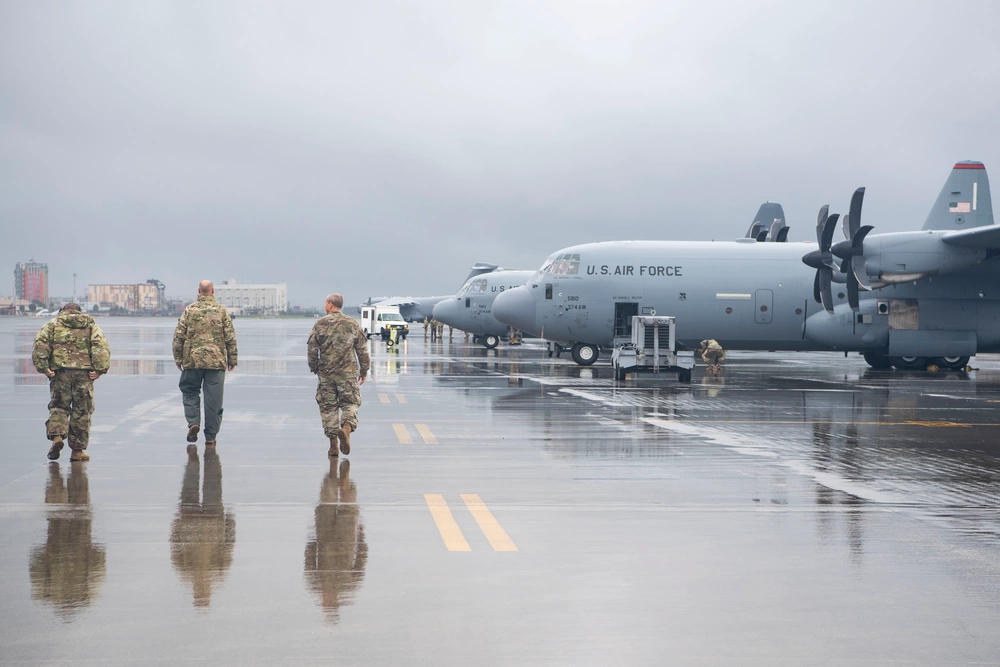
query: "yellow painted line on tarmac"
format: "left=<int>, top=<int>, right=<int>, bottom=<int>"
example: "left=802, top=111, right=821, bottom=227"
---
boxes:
left=392, top=424, right=412, bottom=444
left=415, top=424, right=438, bottom=444
left=395, top=394, right=408, bottom=404
left=378, top=393, right=391, bottom=404
left=461, top=494, right=518, bottom=552
left=904, top=420, right=970, bottom=428
left=424, top=494, right=471, bottom=551
left=646, top=418, right=995, bottom=427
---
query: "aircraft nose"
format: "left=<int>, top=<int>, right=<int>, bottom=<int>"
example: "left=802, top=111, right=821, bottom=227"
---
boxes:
left=432, top=298, right=460, bottom=327
left=494, top=286, right=536, bottom=333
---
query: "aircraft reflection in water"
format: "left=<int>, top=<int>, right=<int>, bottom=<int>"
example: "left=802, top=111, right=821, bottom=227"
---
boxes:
left=29, top=463, right=107, bottom=619
left=304, top=459, right=367, bottom=623
left=170, top=447, right=236, bottom=608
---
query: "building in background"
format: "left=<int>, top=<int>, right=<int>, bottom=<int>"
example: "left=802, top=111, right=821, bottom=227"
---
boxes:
left=88, top=283, right=161, bottom=312
left=214, top=280, right=287, bottom=315
left=14, top=260, right=48, bottom=305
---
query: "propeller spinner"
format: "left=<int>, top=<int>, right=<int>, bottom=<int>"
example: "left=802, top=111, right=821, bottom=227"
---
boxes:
left=802, top=205, right=841, bottom=313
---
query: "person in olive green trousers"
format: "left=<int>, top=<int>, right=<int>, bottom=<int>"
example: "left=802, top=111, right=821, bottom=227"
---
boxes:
left=172, top=281, right=238, bottom=447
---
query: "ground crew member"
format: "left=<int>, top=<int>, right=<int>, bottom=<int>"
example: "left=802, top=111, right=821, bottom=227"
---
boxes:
left=32, top=303, right=111, bottom=462
left=307, top=293, right=370, bottom=458
left=448, top=325, right=453, bottom=339
left=423, top=317, right=429, bottom=339
left=698, top=339, right=726, bottom=374
left=173, top=280, right=238, bottom=448
left=429, top=318, right=438, bottom=340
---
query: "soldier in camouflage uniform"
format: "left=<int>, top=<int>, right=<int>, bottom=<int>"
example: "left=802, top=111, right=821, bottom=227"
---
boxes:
left=173, top=281, right=238, bottom=447
left=307, top=293, right=370, bottom=457
left=32, top=303, right=111, bottom=462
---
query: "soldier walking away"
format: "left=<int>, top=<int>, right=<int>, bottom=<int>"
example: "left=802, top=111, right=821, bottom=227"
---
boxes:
left=173, top=281, right=238, bottom=448
left=308, top=293, right=370, bottom=458
left=32, top=303, right=111, bottom=462
left=698, top=339, right=726, bottom=375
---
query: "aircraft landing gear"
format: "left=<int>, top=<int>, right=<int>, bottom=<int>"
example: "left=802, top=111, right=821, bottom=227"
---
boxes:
left=483, top=334, right=500, bottom=349
left=889, top=356, right=928, bottom=370
left=933, top=356, right=970, bottom=371
left=863, top=352, right=893, bottom=370
left=571, top=343, right=599, bottom=366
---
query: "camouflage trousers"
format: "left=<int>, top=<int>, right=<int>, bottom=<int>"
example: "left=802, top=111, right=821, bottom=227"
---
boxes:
left=316, top=375, right=362, bottom=439
left=46, top=370, right=95, bottom=449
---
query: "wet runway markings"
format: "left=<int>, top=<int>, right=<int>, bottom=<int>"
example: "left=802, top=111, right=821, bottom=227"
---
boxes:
left=379, top=393, right=407, bottom=404
left=392, top=424, right=413, bottom=444
left=904, top=420, right=970, bottom=428
left=379, top=393, right=391, bottom=404
left=415, top=424, right=438, bottom=444
left=423, top=495, right=518, bottom=552
left=424, top=494, right=471, bottom=551
left=395, top=394, right=408, bottom=404
left=461, top=494, right=518, bottom=551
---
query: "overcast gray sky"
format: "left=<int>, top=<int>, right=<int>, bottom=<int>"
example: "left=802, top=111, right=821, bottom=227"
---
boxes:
left=2, top=0, right=999, bottom=307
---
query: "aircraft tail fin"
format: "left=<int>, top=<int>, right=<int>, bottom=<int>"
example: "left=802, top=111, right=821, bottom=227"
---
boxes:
left=746, top=202, right=787, bottom=241
left=465, top=262, right=501, bottom=282
left=922, top=161, right=994, bottom=230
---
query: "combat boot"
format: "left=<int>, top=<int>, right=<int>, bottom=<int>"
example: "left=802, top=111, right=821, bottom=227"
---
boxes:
left=204, top=439, right=216, bottom=448
left=187, top=424, right=200, bottom=443
left=328, top=437, right=339, bottom=458
left=69, top=447, right=90, bottom=462
left=47, top=435, right=64, bottom=461
left=338, top=423, right=353, bottom=455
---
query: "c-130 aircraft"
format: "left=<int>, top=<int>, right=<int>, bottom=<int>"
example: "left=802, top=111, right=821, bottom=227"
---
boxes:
left=494, top=161, right=999, bottom=370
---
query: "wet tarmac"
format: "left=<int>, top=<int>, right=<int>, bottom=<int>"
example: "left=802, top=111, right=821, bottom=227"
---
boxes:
left=2, top=317, right=1000, bottom=665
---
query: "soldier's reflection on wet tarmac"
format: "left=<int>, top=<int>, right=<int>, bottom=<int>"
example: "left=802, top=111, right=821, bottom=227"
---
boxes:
left=304, top=459, right=367, bottom=623
left=169, top=446, right=236, bottom=609
left=29, top=462, right=106, bottom=619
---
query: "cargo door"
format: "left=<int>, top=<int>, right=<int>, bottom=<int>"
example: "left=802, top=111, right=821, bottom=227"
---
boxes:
left=754, top=289, right=773, bottom=324
left=614, top=302, right=639, bottom=339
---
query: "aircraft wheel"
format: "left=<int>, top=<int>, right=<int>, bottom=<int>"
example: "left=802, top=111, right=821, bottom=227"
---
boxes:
left=932, top=356, right=970, bottom=371
left=483, top=334, right=500, bottom=349
left=615, top=366, right=627, bottom=381
left=863, top=352, right=893, bottom=370
left=678, top=369, right=692, bottom=383
left=889, top=356, right=928, bottom=371
left=571, top=343, right=599, bottom=366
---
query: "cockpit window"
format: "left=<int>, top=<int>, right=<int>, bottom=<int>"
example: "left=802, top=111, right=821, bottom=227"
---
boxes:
left=461, top=278, right=487, bottom=294
left=539, top=253, right=580, bottom=276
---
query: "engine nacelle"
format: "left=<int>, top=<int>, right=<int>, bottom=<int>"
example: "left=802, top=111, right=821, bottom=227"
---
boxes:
left=861, top=231, right=986, bottom=283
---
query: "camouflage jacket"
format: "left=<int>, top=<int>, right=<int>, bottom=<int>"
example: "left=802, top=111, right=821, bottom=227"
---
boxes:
left=172, top=295, right=238, bottom=370
left=32, top=312, right=111, bottom=374
left=307, top=312, right=370, bottom=379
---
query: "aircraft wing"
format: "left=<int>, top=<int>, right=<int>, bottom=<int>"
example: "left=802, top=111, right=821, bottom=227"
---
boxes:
left=941, top=225, right=1000, bottom=249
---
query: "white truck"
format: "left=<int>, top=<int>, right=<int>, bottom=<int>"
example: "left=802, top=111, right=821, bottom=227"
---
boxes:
left=360, top=305, right=409, bottom=341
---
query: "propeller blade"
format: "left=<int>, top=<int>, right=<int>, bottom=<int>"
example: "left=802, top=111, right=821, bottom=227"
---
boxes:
left=815, top=205, right=829, bottom=248
left=819, top=268, right=834, bottom=313
left=853, top=224, right=874, bottom=252
left=842, top=213, right=851, bottom=240
left=848, top=187, right=865, bottom=238
left=821, top=213, right=839, bottom=253
left=847, top=273, right=860, bottom=311
left=813, top=271, right=821, bottom=304
left=776, top=227, right=789, bottom=242
left=851, top=255, right=872, bottom=290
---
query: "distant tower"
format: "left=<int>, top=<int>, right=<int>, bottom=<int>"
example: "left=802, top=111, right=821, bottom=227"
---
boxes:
left=14, top=259, right=49, bottom=305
